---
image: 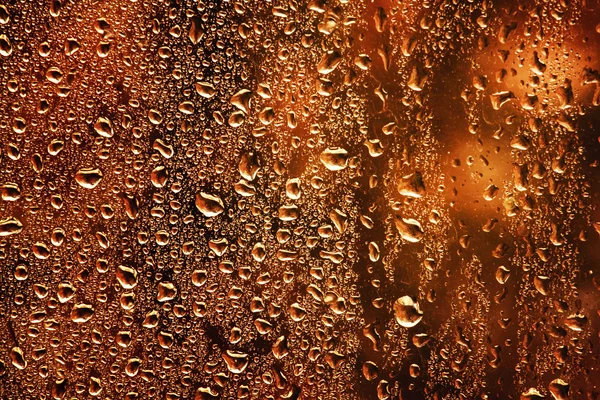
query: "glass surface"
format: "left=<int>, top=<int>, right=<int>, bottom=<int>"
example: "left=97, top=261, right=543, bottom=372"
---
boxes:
left=0, top=1, right=599, bottom=399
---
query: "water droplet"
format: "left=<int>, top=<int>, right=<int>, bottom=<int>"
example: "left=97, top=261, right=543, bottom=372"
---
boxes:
left=320, top=147, right=348, bottom=171
left=75, top=168, right=103, bottom=189
left=393, top=296, right=423, bottom=328
left=195, top=192, right=224, bottom=217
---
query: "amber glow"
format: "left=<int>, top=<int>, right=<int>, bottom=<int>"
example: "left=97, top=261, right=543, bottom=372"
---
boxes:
left=0, top=1, right=599, bottom=399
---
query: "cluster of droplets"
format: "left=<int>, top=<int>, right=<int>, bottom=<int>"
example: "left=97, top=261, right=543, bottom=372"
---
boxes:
left=1, top=0, right=600, bottom=399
